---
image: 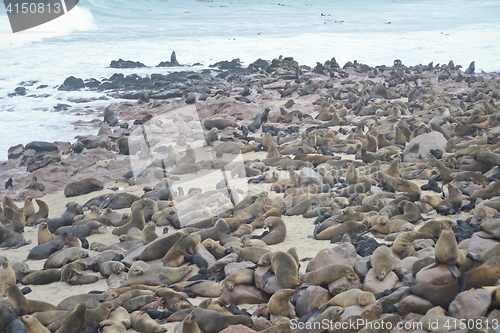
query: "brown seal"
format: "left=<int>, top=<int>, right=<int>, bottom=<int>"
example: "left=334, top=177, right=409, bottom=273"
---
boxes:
left=268, top=289, right=296, bottom=317
left=301, top=264, right=356, bottom=285
left=26, top=199, right=49, bottom=226
left=222, top=268, right=255, bottom=291
left=202, top=239, right=227, bottom=259
left=64, top=178, right=104, bottom=197
left=176, top=145, right=196, bottom=166
left=260, top=317, right=292, bottom=333
left=100, top=261, right=126, bottom=277
left=55, top=302, right=87, bottom=333
left=370, top=245, right=396, bottom=280
left=181, top=311, right=200, bottom=333
left=436, top=184, right=462, bottom=215
left=156, top=288, right=192, bottom=312
left=109, top=306, right=131, bottom=329
left=20, top=315, right=50, bottom=333
left=7, top=284, right=59, bottom=315
left=0, top=262, right=15, bottom=295
left=27, top=232, right=68, bottom=260
left=192, top=308, right=254, bottom=333
left=235, top=247, right=270, bottom=264
left=57, top=291, right=118, bottom=310
left=121, top=267, right=191, bottom=286
left=61, top=262, right=98, bottom=285
left=392, top=231, right=420, bottom=259
left=84, top=302, right=116, bottom=329
left=138, top=229, right=192, bottom=261
left=197, top=219, right=230, bottom=242
left=5, top=209, right=24, bottom=234
left=112, top=203, right=145, bottom=236
left=315, top=220, right=369, bottom=240
left=269, top=251, right=301, bottom=289
left=23, top=197, right=36, bottom=220
left=204, top=119, right=237, bottom=130
left=100, top=320, right=126, bottom=333
left=44, top=247, right=88, bottom=269
left=472, top=180, right=500, bottom=200
left=173, top=280, right=224, bottom=298
left=20, top=269, right=61, bottom=285
left=162, top=233, right=201, bottom=267
left=130, top=311, right=167, bottom=333
left=328, top=288, right=376, bottom=307
left=141, top=222, right=158, bottom=244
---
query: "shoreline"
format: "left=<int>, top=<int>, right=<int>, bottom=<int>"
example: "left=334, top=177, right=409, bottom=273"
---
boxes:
left=1, top=55, right=500, bottom=332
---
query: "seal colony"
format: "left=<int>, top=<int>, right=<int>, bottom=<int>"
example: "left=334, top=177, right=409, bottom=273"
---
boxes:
left=1, top=55, right=500, bottom=333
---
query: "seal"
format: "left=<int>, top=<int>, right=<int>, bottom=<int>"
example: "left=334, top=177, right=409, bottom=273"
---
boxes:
left=64, top=178, right=104, bottom=198
left=204, top=119, right=237, bottom=130
left=196, top=219, right=230, bottom=242
left=130, top=311, right=167, bottom=333
left=21, top=269, right=61, bottom=285
left=235, top=247, right=270, bottom=264
left=392, top=231, right=419, bottom=259
left=155, top=287, right=192, bottom=312
left=84, top=302, right=116, bottom=329
left=121, top=266, right=192, bottom=286
left=37, top=223, right=55, bottom=245
left=173, top=280, right=224, bottom=298
left=109, top=306, right=131, bottom=329
left=20, top=315, right=50, bottom=333
left=370, top=245, right=396, bottom=280
left=6, top=209, right=25, bottom=234
left=268, top=289, right=296, bottom=317
left=141, top=222, right=158, bottom=244
left=422, top=306, right=461, bottom=333
left=44, top=247, right=88, bottom=269
left=23, top=197, right=36, bottom=220
left=0, top=303, right=27, bottom=333
left=260, top=317, right=291, bottom=333
left=301, top=263, right=356, bottom=285
left=162, top=233, right=201, bottom=267
left=100, top=261, right=126, bottom=277
left=268, top=251, right=301, bottom=289
left=0, top=262, right=15, bottom=295
left=221, top=267, right=255, bottom=291
left=84, top=193, right=140, bottom=210
left=328, top=288, right=375, bottom=307
left=57, top=291, right=118, bottom=310
left=55, top=302, right=86, bottom=333
left=201, top=239, right=226, bottom=259
left=436, top=184, right=462, bottom=215
left=26, top=199, right=49, bottom=226
left=27, top=175, right=44, bottom=191
left=61, top=262, right=99, bottom=285
left=46, top=202, right=78, bottom=233
left=192, top=308, right=254, bottom=333
left=7, top=284, right=59, bottom=315
left=100, top=320, right=126, bottom=333
left=137, top=229, right=192, bottom=261
left=112, top=203, right=145, bottom=236
left=27, top=232, right=68, bottom=260
left=181, top=311, right=200, bottom=333
left=127, top=261, right=151, bottom=279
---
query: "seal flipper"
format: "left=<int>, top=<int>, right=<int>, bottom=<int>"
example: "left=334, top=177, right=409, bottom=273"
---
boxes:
left=447, top=259, right=459, bottom=278
left=261, top=268, right=273, bottom=287
left=477, top=233, right=496, bottom=239
left=458, top=275, right=466, bottom=293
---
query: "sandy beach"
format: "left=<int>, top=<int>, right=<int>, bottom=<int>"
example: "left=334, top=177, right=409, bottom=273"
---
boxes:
left=1, top=57, right=500, bottom=333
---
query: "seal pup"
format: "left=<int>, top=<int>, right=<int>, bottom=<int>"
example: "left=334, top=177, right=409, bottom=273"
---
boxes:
left=26, top=199, right=49, bottom=226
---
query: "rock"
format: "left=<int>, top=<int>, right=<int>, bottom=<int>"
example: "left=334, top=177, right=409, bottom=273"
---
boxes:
left=209, top=59, right=241, bottom=70
left=218, top=285, right=270, bottom=305
left=306, top=243, right=358, bottom=272
left=8, top=144, right=24, bottom=159
left=194, top=243, right=217, bottom=267
left=26, top=155, right=61, bottom=172
left=449, top=289, right=491, bottom=320
left=331, top=302, right=382, bottom=333
left=354, top=256, right=370, bottom=281
left=397, top=295, right=434, bottom=315
left=208, top=253, right=238, bottom=274
left=401, top=256, right=419, bottom=271
left=253, top=317, right=272, bottom=331
left=361, top=269, right=398, bottom=294
left=468, top=232, right=500, bottom=261
left=110, top=59, right=146, bottom=69
left=224, top=261, right=256, bottom=276
left=412, top=257, right=435, bottom=272
left=328, top=275, right=361, bottom=295
left=254, top=265, right=281, bottom=294
left=298, top=167, right=323, bottom=187
left=58, top=76, right=85, bottom=91
left=219, top=325, right=257, bottom=333
left=54, top=142, right=71, bottom=155
left=295, top=285, right=331, bottom=318
left=379, top=286, right=408, bottom=304
left=415, top=263, right=455, bottom=285
left=413, top=239, right=435, bottom=251
left=414, top=246, right=435, bottom=260
left=402, top=131, right=448, bottom=162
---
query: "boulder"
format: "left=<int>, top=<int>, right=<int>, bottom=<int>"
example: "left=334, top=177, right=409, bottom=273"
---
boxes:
left=402, top=131, right=447, bottom=162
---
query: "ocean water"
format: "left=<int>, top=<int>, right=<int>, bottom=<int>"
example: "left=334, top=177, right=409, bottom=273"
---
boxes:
left=0, top=0, right=499, bottom=160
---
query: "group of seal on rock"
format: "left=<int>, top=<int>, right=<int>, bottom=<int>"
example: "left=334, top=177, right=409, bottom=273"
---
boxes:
left=2, top=55, right=500, bottom=332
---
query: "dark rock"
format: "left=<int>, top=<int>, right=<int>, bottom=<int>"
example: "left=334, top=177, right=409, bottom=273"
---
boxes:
left=58, top=76, right=85, bottom=91
left=110, top=59, right=146, bottom=69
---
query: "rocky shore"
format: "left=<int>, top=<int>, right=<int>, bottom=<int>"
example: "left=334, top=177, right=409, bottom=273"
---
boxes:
left=1, top=55, right=500, bottom=333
